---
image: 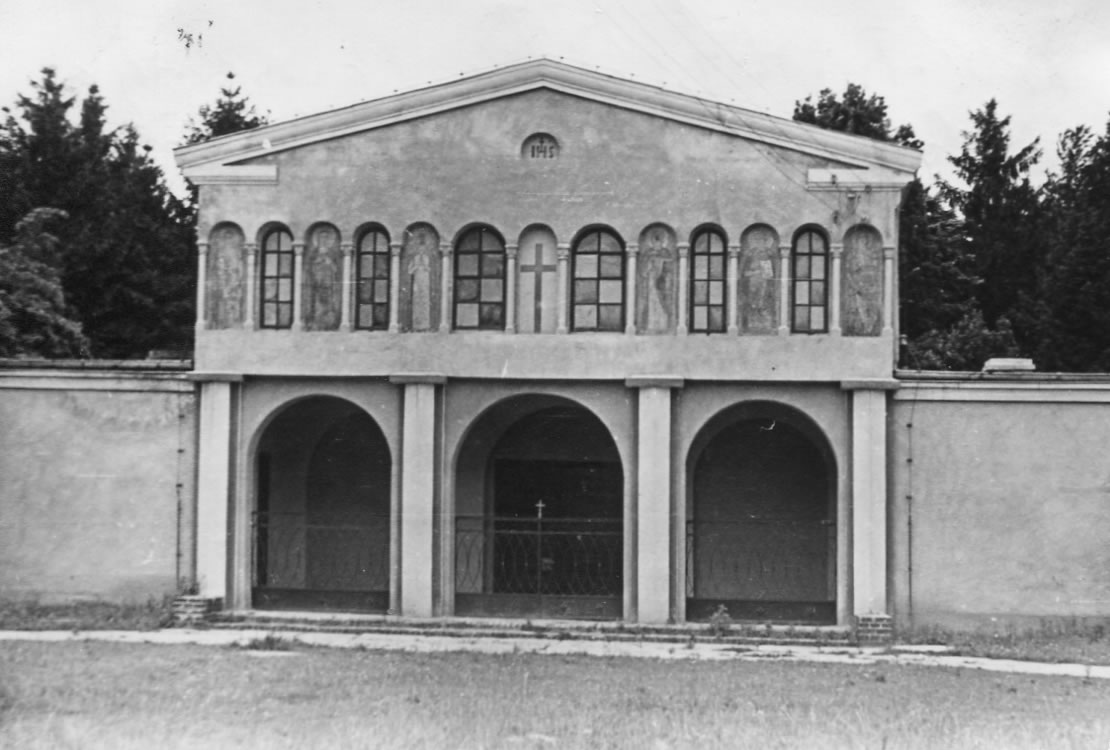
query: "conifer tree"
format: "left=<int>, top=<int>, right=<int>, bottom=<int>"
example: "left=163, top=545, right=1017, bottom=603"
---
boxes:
left=183, top=72, right=269, bottom=145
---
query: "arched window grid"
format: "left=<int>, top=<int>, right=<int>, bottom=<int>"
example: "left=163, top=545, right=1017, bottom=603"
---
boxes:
left=453, top=227, right=506, bottom=330
left=791, top=229, right=828, bottom=333
left=572, top=230, right=624, bottom=332
left=260, top=228, right=295, bottom=329
left=355, top=228, right=391, bottom=330
left=690, top=229, right=727, bottom=334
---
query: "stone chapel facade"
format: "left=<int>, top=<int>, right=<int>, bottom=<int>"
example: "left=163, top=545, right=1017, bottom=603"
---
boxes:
left=174, top=59, right=921, bottom=627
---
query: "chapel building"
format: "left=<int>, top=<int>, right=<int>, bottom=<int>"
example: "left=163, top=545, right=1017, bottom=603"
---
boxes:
left=174, top=59, right=921, bottom=627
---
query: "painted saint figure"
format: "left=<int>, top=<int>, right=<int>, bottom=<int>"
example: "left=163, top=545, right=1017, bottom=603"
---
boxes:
left=408, top=250, right=432, bottom=331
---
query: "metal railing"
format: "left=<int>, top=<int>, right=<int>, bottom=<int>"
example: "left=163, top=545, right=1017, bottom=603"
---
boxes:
left=686, top=518, right=835, bottom=601
left=456, top=515, right=622, bottom=597
left=254, top=511, right=390, bottom=591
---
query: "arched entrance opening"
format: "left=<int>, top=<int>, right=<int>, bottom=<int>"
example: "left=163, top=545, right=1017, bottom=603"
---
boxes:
left=253, top=396, right=391, bottom=612
left=687, top=402, right=836, bottom=623
left=454, top=396, right=623, bottom=619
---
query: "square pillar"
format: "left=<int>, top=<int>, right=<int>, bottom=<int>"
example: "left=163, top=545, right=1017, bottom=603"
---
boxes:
left=194, top=377, right=239, bottom=602
left=845, top=381, right=896, bottom=618
left=628, top=376, right=683, bottom=624
left=392, top=374, right=444, bottom=617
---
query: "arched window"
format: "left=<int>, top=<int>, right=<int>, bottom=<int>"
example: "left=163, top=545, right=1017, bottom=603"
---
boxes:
left=454, top=227, right=505, bottom=330
left=792, top=229, right=828, bottom=333
left=572, top=229, right=624, bottom=332
left=356, top=228, right=391, bottom=330
left=261, top=227, right=295, bottom=329
left=690, top=228, right=727, bottom=333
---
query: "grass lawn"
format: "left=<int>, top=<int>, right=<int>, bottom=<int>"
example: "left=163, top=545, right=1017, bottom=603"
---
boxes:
left=1, top=640, right=1108, bottom=749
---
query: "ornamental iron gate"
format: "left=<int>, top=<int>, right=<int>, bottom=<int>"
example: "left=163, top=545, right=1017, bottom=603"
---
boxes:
left=252, top=510, right=390, bottom=612
left=454, top=509, right=622, bottom=619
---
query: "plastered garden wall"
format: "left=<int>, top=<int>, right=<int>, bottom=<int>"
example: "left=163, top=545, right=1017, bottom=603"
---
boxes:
left=0, top=365, right=196, bottom=604
left=890, top=377, right=1110, bottom=630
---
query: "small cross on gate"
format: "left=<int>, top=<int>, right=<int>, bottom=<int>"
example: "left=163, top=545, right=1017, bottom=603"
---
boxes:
left=534, top=500, right=546, bottom=519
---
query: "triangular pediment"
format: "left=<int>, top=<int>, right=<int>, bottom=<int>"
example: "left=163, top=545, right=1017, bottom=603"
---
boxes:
left=174, top=58, right=921, bottom=179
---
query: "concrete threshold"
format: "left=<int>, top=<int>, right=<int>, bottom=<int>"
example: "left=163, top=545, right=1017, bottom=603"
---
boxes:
left=207, top=609, right=853, bottom=646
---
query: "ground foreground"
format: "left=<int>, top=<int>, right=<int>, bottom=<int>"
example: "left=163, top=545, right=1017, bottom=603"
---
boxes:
left=1, top=640, right=1108, bottom=749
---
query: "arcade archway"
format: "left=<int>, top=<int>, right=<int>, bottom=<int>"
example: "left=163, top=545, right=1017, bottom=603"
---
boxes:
left=253, top=396, right=392, bottom=612
left=454, top=396, right=623, bottom=619
left=687, top=403, right=836, bottom=622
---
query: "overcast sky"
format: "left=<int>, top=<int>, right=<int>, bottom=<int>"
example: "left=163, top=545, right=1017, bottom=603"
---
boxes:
left=2, top=0, right=1108, bottom=196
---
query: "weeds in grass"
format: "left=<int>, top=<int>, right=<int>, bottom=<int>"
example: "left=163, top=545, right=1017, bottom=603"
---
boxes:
left=0, top=597, right=175, bottom=631
left=709, top=605, right=731, bottom=638
left=905, top=618, right=1110, bottom=665
left=232, top=633, right=299, bottom=651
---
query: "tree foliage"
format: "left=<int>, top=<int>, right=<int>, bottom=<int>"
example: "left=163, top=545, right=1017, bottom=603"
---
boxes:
left=183, top=72, right=269, bottom=145
left=0, top=69, right=194, bottom=358
left=0, top=208, right=88, bottom=358
left=794, top=83, right=922, bottom=149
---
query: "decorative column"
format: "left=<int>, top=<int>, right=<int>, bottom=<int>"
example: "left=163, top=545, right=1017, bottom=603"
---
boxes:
left=390, top=374, right=445, bottom=617
left=195, top=377, right=239, bottom=603
left=339, top=242, right=353, bottom=332
left=845, top=380, right=896, bottom=635
left=556, top=243, right=570, bottom=334
left=243, top=243, right=258, bottom=331
left=195, top=241, right=209, bottom=331
left=291, top=242, right=306, bottom=331
left=829, top=243, right=843, bottom=336
left=627, top=376, right=683, bottom=624
left=505, top=244, right=518, bottom=333
left=439, top=242, right=453, bottom=333
left=727, top=244, right=741, bottom=335
left=882, top=245, right=895, bottom=335
left=388, top=242, right=403, bottom=333
left=676, top=242, right=690, bottom=335
left=778, top=243, right=791, bottom=335
left=625, top=243, right=639, bottom=335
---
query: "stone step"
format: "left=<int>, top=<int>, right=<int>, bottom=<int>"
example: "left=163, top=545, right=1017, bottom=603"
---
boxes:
left=201, top=610, right=854, bottom=647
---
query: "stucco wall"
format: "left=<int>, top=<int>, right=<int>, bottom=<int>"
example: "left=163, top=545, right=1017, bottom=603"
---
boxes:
left=0, top=368, right=196, bottom=604
left=890, top=380, right=1110, bottom=630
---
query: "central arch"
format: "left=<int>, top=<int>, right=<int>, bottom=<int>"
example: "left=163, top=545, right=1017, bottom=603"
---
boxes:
left=253, top=396, right=392, bottom=612
left=686, top=401, right=837, bottom=623
left=454, top=395, right=624, bottom=619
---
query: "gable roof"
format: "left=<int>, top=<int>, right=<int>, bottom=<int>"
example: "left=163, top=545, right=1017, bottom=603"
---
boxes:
left=174, top=58, right=922, bottom=177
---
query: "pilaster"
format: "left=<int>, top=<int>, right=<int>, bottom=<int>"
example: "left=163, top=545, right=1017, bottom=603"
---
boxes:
left=727, top=244, right=741, bottom=335
left=850, top=386, right=889, bottom=618
left=195, top=379, right=237, bottom=602
left=505, top=244, right=518, bottom=333
left=243, top=243, right=258, bottom=331
left=882, top=245, right=895, bottom=335
left=556, top=243, right=570, bottom=334
left=392, top=374, right=445, bottom=617
left=195, top=241, right=209, bottom=332
left=388, top=242, right=403, bottom=333
left=439, top=243, right=453, bottom=333
left=625, top=243, right=639, bottom=335
left=778, top=243, right=791, bottom=335
left=676, top=242, right=690, bottom=335
left=291, top=242, right=305, bottom=331
left=627, top=375, right=683, bottom=623
left=829, top=243, right=843, bottom=336
left=339, top=242, right=353, bottom=332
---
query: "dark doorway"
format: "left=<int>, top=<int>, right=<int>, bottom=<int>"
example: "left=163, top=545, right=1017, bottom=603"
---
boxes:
left=688, top=411, right=835, bottom=623
left=253, top=398, right=391, bottom=612
left=455, top=403, right=623, bottom=619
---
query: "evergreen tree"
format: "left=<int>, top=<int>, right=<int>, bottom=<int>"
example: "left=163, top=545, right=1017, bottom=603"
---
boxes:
left=937, top=100, right=1044, bottom=348
left=1035, top=119, right=1110, bottom=370
left=0, top=208, right=88, bottom=358
left=183, top=72, right=269, bottom=145
left=0, top=68, right=195, bottom=358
